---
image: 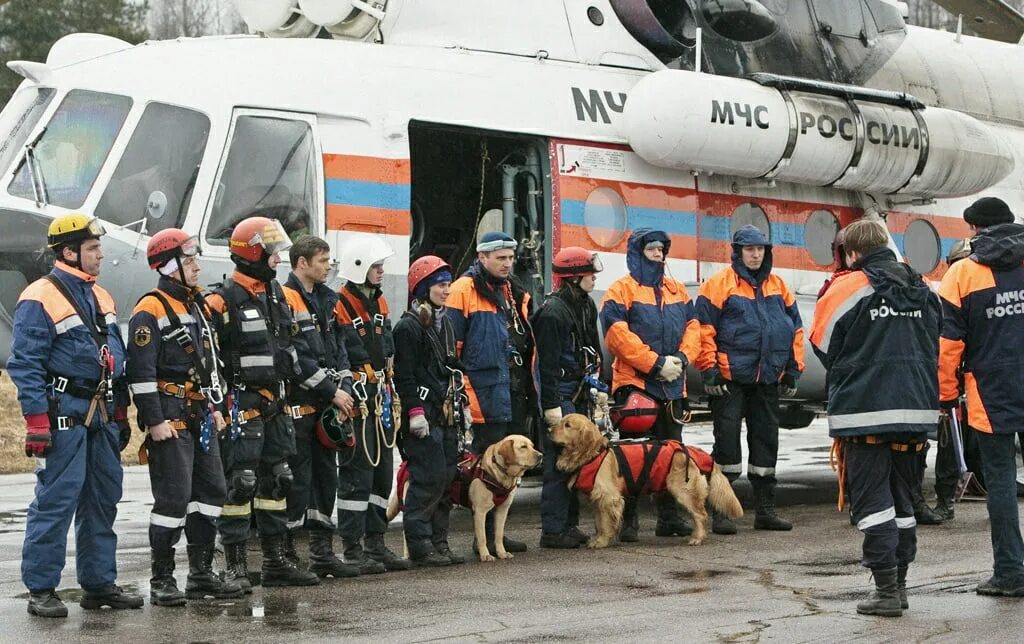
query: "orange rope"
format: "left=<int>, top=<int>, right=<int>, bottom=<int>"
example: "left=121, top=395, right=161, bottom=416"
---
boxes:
left=829, top=438, right=847, bottom=512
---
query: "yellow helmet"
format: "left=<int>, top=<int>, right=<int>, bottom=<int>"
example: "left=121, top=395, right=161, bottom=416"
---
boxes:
left=47, top=213, right=106, bottom=249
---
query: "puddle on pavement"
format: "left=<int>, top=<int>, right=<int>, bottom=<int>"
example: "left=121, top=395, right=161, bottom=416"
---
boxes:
left=796, top=446, right=833, bottom=453
left=668, top=569, right=733, bottom=581
left=189, top=596, right=306, bottom=618
left=15, top=582, right=143, bottom=601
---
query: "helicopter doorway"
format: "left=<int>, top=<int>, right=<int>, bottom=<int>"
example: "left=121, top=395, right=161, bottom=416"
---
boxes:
left=407, top=122, right=550, bottom=302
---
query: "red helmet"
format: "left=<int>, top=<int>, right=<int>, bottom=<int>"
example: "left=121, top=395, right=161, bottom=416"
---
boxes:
left=147, top=228, right=200, bottom=270
left=610, top=389, right=659, bottom=435
left=316, top=407, right=355, bottom=450
left=553, top=247, right=603, bottom=285
left=408, top=255, right=453, bottom=296
left=229, top=217, right=292, bottom=263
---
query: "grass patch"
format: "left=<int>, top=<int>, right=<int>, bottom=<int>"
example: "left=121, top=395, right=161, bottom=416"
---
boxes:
left=0, top=373, right=145, bottom=474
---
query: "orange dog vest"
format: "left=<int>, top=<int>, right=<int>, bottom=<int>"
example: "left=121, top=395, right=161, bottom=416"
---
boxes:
left=573, top=441, right=714, bottom=495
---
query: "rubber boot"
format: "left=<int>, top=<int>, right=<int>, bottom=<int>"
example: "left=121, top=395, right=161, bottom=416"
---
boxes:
left=26, top=590, right=68, bottom=618
left=856, top=568, right=903, bottom=617
left=150, top=549, right=186, bottom=607
left=709, top=498, right=738, bottom=535
left=540, top=532, right=583, bottom=549
left=222, top=542, right=253, bottom=594
left=364, top=533, right=412, bottom=571
left=342, top=538, right=386, bottom=575
left=655, top=493, right=694, bottom=537
left=186, top=544, right=244, bottom=599
left=619, top=496, right=640, bottom=542
left=753, top=483, right=792, bottom=531
left=80, top=585, right=145, bottom=610
left=433, top=531, right=466, bottom=565
left=913, top=497, right=944, bottom=525
left=260, top=533, right=320, bottom=587
left=283, top=529, right=301, bottom=568
left=408, top=539, right=452, bottom=567
left=566, top=526, right=589, bottom=546
left=308, top=530, right=360, bottom=578
left=897, top=565, right=909, bottom=610
left=933, top=485, right=955, bottom=522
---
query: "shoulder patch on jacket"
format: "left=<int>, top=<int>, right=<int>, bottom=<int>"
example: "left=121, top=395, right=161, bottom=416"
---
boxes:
left=134, top=326, right=152, bottom=347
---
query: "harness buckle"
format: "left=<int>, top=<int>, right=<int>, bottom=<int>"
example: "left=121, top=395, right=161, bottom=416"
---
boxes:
left=52, top=376, right=68, bottom=393
left=417, top=385, right=430, bottom=402
left=351, top=316, right=364, bottom=330
left=290, top=405, right=303, bottom=420
left=56, top=416, right=73, bottom=431
left=352, top=373, right=368, bottom=402
left=373, top=313, right=385, bottom=327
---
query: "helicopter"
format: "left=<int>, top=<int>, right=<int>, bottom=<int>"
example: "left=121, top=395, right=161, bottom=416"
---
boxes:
left=0, top=0, right=1022, bottom=435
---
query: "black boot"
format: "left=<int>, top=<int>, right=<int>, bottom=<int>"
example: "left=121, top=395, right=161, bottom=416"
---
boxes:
left=913, top=498, right=944, bottom=525
left=283, top=529, right=301, bottom=568
left=80, top=585, right=145, bottom=610
left=150, top=549, right=186, bottom=607
left=655, top=493, right=693, bottom=537
left=479, top=514, right=528, bottom=553
left=408, top=539, right=452, bottom=567
left=223, top=542, right=253, bottom=594
left=539, top=531, right=583, bottom=549
left=619, top=497, right=640, bottom=542
left=342, top=538, right=386, bottom=574
left=27, top=590, right=68, bottom=618
left=566, top=526, right=589, bottom=546
left=933, top=492, right=955, bottom=522
left=433, top=533, right=466, bottom=565
left=753, top=483, right=792, bottom=531
left=308, top=530, right=360, bottom=578
left=897, top=565, right=909, bottom=610
left=186, top=544, right=244, bottom=599
left=364, top=533, right=412, bottom=571
left=856, top=568, right=903, bottom=617
left=261, top=533, right=320, bottom=587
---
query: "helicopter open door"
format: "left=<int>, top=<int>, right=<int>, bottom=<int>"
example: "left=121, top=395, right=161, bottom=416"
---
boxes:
left=200, top=108, right=324, bottom=277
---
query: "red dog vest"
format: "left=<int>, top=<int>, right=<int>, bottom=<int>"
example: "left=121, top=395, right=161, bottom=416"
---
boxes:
left=395, top=454, right=515, bottom=511
left=573, top=441, right=714, bottom=495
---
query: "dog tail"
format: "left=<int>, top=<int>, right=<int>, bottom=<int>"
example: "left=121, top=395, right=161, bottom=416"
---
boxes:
left=385, top=489, right=400, bottom=522
left=708, top=466, right=744, bottom=519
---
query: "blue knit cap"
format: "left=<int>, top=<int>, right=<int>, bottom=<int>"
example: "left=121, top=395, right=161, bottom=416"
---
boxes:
left=477, top=231, right=518, bottom=252
left=414, top=269, right=453, bottom=300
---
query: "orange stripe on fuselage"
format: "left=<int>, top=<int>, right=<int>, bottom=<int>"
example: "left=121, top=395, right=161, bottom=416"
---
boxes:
left=323, top=154, right=411, bottom=184
left=326, top=204, right=411, bottom=235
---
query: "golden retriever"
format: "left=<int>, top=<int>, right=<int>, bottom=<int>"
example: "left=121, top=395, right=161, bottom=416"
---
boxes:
left=550, top=414, right=742, bottom=547
left=387, top=434, right=542, bottom=562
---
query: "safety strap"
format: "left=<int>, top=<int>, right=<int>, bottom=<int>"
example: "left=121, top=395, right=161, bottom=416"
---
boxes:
left=610, top=441, right=661, bottom=497
left=143, top=290, right=214, bottom=391
left=42, top=273, right=108, bottom=354
left=338, top=286, right=386, bottom=369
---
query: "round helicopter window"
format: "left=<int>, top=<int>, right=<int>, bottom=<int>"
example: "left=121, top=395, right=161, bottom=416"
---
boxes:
left=806, top=210, right=840, bottom=266
left=903, top=219, right=941, bottom=273
left=583, top=187, right=628, bottom=248
left=730, top=203, right=771, bottom=241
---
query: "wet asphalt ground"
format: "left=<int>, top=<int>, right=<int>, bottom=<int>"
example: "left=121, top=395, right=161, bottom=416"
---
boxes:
left=0, top=419, right=1021, bottom=643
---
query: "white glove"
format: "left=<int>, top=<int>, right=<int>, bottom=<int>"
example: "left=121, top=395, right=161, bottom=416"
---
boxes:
left=658, top=356, right=684, bottom=383
left=408, top=413, right=429, bottom=439
left=462, top=403, right=473, bottom=431
left=543, top=408, right=563, bottom=428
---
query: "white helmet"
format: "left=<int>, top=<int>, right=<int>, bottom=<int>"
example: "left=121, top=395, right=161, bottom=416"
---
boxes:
left=337, top=235, right=394, bottom=284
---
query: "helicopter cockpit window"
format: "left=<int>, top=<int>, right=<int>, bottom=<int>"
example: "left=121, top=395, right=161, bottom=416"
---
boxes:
left=810, top=0, right=867, bottom=38
left=95, top=102, right=210, bottom=233
left=865, top=0, right=906, bottom=33
left=7, top=90, right=132, bottom=209
left=0, top=87, right=56, bottom=179
left=205, top=116, right=316, bottom=245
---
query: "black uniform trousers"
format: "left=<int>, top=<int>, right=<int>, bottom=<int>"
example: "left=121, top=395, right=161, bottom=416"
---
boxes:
left=711, top=383, right=780, bottom=485
left=287, top=410, right=339, bottom=534
left=337, top=383, right=395, bottom=541
left=620, top=399, right=686, bottom=525
left=219, top=390, right=296, bottom=545
left=147, top=420, right=227, bottom=554
left=541, top=400, right=584, bottom=535
left=845, top=441, right=918, bottom=570
left=402, top=419, right=460, bottom=552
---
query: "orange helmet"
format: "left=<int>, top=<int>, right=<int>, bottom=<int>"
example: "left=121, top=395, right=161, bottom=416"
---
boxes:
left=147, top=228, right=200, bottom=270
left=553, top=246, right=603, bottom=285
left=229, top=217, right=292, bottom=263
left=408, top=255, right=453, bottom=296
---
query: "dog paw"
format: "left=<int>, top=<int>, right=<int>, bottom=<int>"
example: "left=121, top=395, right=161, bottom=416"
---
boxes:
left=479, top=553, right=496, bottom=562
left=587, top=538, right=609, bottom=549
left=687, top=537, right=705, bottom=546
left=497, top=551, right=513, bottom=560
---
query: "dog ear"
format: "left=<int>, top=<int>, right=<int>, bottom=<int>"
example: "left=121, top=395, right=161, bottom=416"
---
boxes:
left=497, top=439, right=517, bottom=468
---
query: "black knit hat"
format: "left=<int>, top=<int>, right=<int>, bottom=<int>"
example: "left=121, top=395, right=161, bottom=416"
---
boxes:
left=964, top=197, right=1015, bottom=227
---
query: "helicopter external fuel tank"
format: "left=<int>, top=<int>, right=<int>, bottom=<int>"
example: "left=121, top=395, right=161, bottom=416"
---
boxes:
left=622, top=70, right=1015, bottom=199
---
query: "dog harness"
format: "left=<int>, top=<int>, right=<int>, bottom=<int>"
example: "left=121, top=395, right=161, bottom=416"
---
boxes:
left=394, top=453, right=516, bottom=511
left=573, top=440, right=714, bottom=495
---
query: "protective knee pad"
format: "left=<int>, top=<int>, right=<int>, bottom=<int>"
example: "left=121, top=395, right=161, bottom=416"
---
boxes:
left=227, top=469, right=256, bottom=505
left=271, top=461, right=294, bottom=497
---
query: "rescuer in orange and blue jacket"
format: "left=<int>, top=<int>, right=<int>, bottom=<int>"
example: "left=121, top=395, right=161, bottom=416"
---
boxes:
left=448, top=231, right=537, bottom=555
left=8, top=213, right=142, bottom=618
left=600, top=228, right=700, bottom=541
left=938, top=197, right=1024, bottom=597
left=696, top=224, right=803, bottom=535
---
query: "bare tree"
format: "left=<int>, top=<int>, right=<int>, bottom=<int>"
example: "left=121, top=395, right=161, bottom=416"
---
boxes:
left=148, top=0, right=214, bottom=39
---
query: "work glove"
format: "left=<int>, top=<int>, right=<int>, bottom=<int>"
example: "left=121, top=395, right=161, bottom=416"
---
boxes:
left=658, top=356, right=684, bottom=383
left=703, top=371, right=729, bottom=397
left=24, top=413, right=51, bottom=458
left=114, top=407, right=132, bottom=452
left=543, top=407, right=563, bottom=428
left=779, top=375, right=799, bottom=399
left=408, top=408, right=430, bottom=439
